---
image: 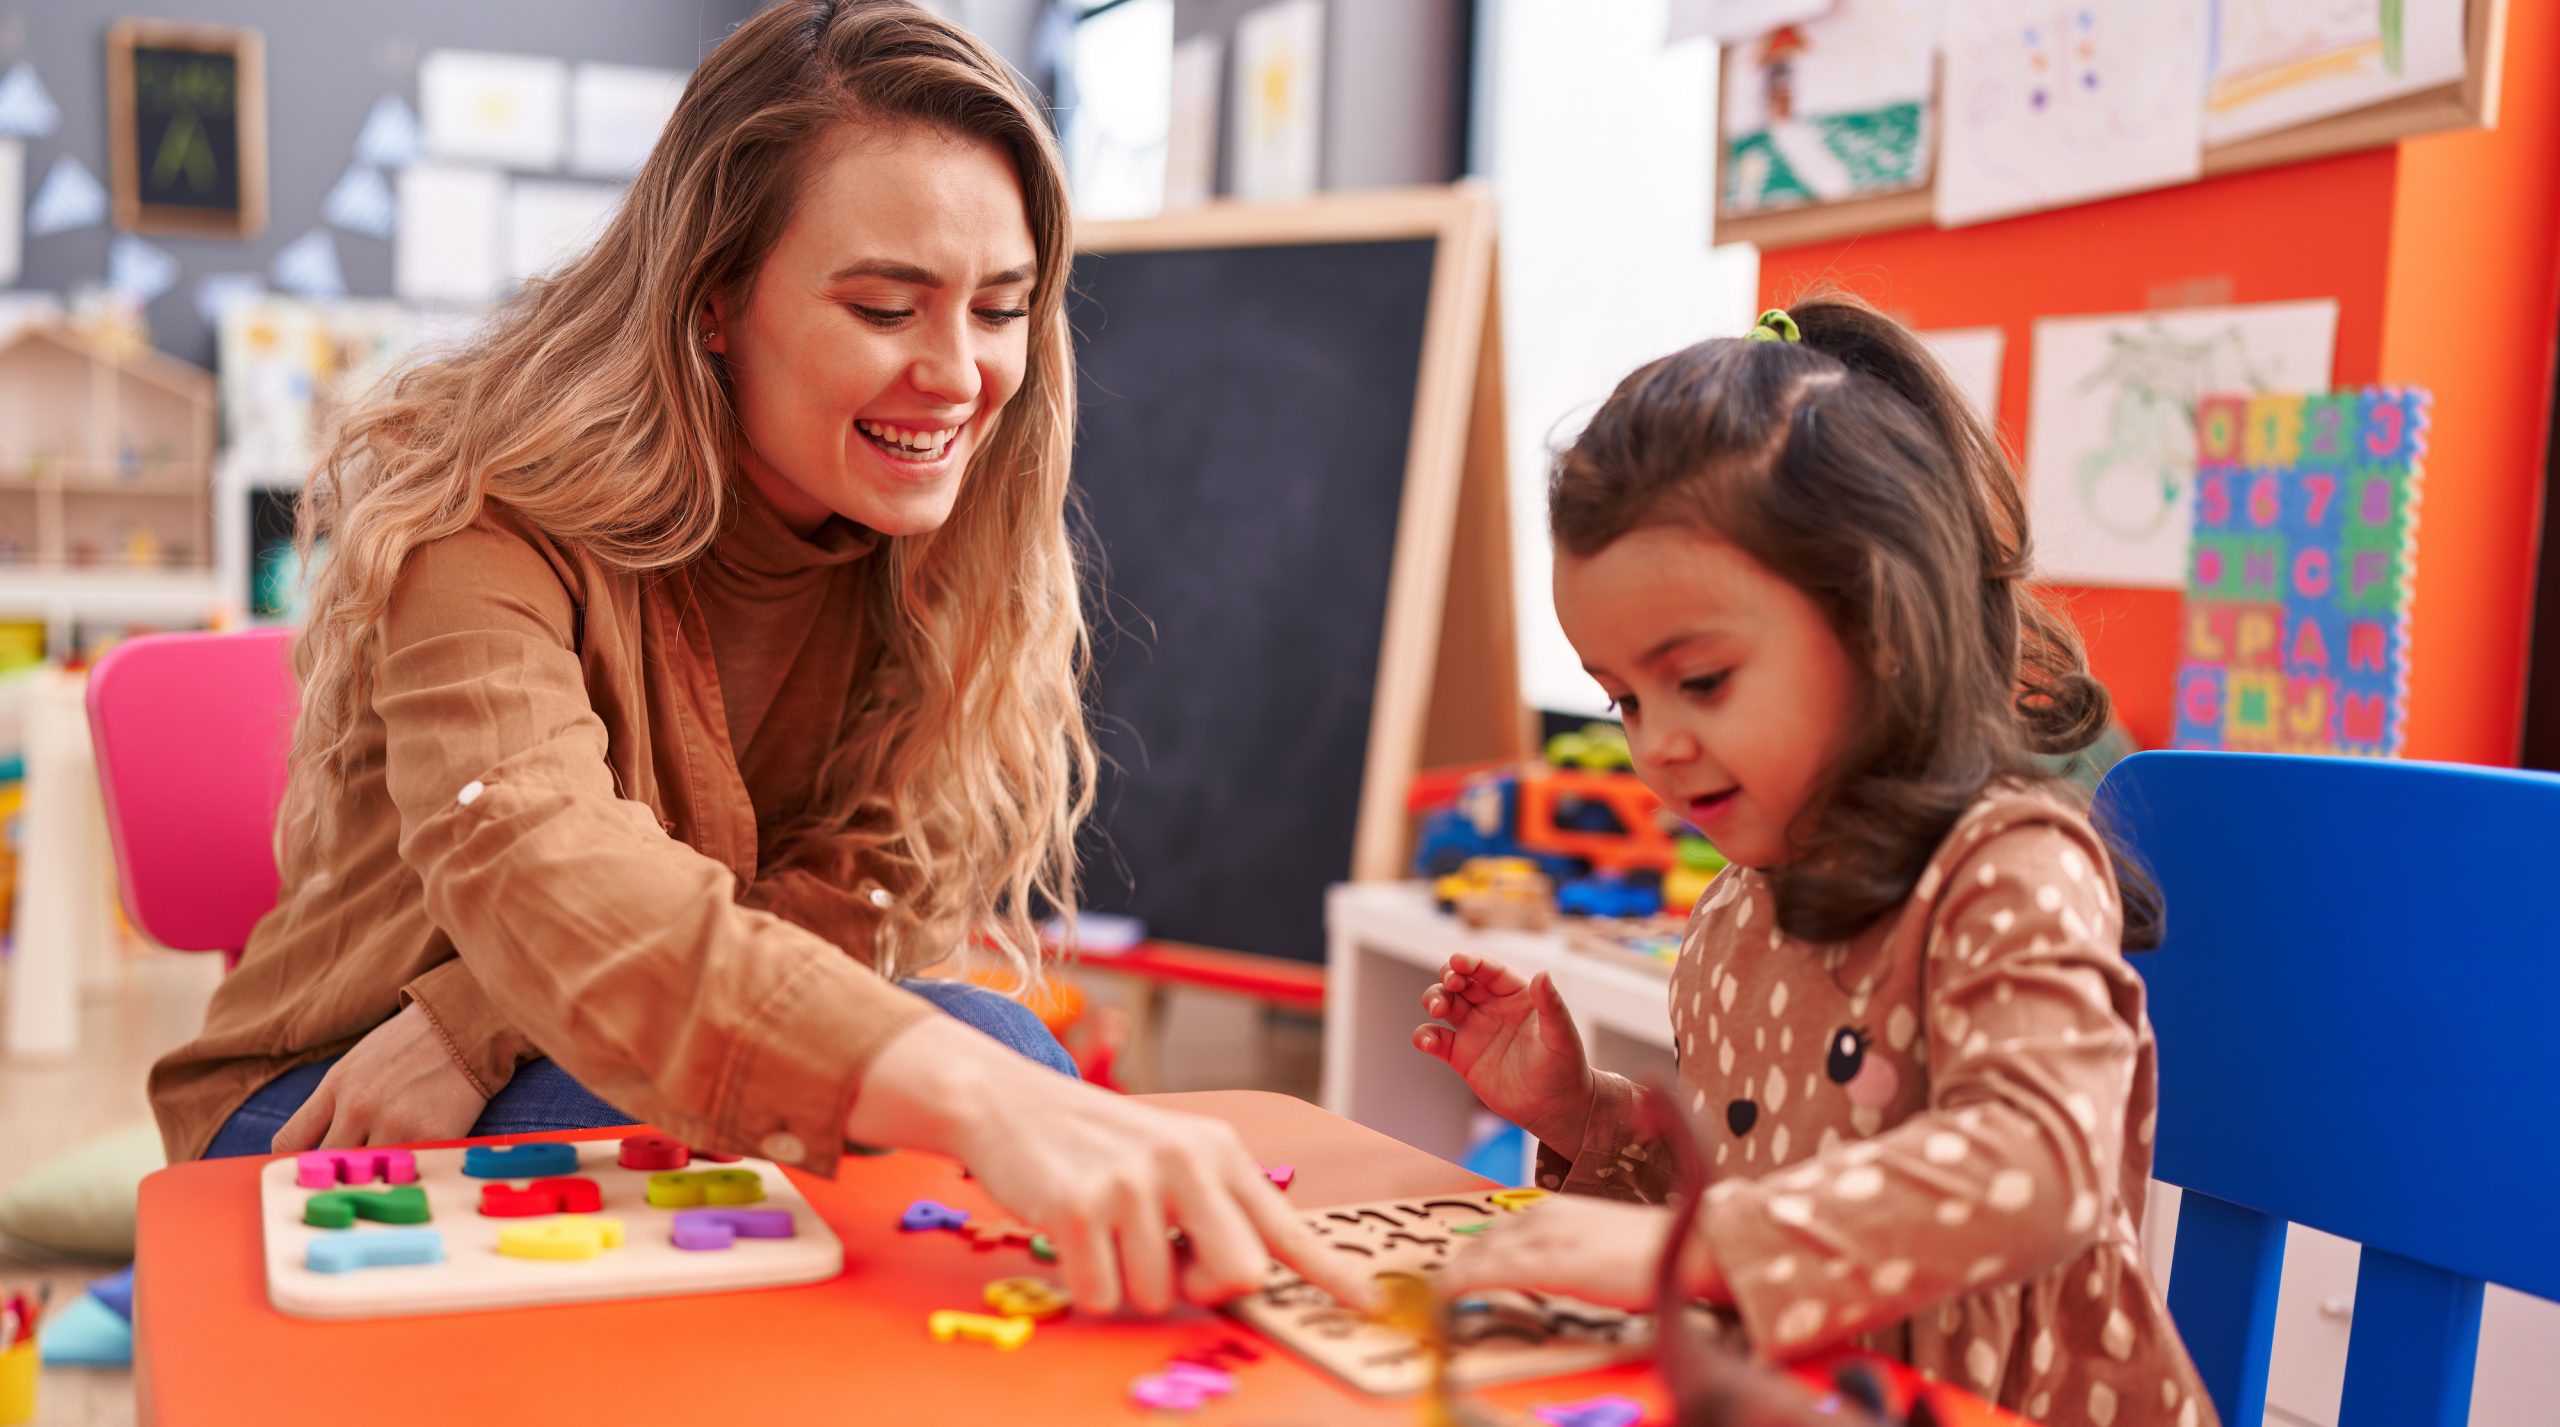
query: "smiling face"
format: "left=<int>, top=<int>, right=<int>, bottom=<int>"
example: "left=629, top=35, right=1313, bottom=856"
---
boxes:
left=709, top=122, right=1038, bottom=536
left=1553, top=523, right=1860, bottom=869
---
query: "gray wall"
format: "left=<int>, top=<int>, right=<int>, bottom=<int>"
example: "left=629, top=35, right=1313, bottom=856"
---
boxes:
left=1170, top=0, right=1467, bottom=195
left=1, top=0, right=765, bottom=369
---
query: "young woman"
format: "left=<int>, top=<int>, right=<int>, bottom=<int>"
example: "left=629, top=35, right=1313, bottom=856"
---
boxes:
left=153, top=0, right=1357, bottom=1319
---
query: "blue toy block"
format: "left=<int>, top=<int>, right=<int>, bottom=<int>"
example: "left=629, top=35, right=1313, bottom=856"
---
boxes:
left=461, top=1142, right=580, bottom=1179
left=306, top=1228, right=446, bottom=1274
left=39, top=1293, right=133, bottom=1368
left=88, top=1264, right=134, bottom=1322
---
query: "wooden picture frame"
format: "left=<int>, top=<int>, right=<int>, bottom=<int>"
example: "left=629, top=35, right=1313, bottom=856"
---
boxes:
left=1716, top=0, right=2509, bottom=250
left=1077, top=183, right=1531, bottom=882
left=106, top=18, right=268, bottom=239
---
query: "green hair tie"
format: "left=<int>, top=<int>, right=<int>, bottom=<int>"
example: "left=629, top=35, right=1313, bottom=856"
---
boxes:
left=1746, top=308, right=1801, bottom=343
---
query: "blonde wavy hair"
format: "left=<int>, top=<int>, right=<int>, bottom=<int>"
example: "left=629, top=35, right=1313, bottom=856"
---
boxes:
left=279, top=0, right=1094, bottom=986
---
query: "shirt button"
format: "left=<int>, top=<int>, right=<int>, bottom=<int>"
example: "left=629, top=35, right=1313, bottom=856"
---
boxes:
left=760, top=1131, right=806, bottom=1164
left=456, top=780, right=485, bottom=806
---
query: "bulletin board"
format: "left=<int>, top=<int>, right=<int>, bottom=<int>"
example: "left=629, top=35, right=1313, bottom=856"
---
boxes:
left=1715, top=0, right=2508, bottom=249
left=106, top=19, right=269, bottom=239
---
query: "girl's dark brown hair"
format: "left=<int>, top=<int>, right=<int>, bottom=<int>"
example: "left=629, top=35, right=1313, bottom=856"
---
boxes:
left=1550, top=291, right=2162, bottom=950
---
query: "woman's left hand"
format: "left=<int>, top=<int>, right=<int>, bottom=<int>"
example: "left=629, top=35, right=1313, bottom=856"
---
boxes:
left=1434, top=1194, right=1724, bottom=1310
left=269, top=1002, right=491, bottom=1152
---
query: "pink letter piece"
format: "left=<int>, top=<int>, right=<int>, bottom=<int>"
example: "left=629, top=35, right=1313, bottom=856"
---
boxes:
left=1263, top=1165, right=1295, bottom=1190
left=296, top=1149, right=419, bottom=1190
left=1534, top=1397, right=1643, bottom=1427
left=1131, top=1364, right=1237, bottom=1411
left=672, top=1208, right=798, bottom=1251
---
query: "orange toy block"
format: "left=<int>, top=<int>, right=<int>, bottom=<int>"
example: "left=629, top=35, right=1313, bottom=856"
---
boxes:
left=982, top=1277, right=1070, bottom=1322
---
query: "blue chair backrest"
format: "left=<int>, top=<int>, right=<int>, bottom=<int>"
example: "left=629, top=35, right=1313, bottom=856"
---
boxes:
left=2095, top=751, right=2560, bottom=1427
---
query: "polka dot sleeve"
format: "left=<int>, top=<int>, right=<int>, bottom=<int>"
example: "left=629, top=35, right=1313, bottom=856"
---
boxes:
left=1530, top=1071, right=1678, bottom=1202
left=1699, top=818, right=2138, bottom=1359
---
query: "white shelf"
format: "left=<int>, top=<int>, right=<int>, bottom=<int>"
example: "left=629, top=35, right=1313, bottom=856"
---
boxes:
left=0, top=567, right=223, bottom=625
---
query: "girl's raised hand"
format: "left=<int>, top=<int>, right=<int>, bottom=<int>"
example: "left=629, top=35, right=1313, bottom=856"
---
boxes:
left=1411, top=952, right=1594, bottom=1154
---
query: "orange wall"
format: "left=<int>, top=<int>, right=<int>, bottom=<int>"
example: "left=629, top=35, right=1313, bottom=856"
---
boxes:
left=2380, top=0, right=2560, bottom=765
left=1759, top=24, right=2560, bottom=762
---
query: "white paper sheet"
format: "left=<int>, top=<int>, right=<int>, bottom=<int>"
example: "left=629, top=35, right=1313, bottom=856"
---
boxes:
left=2025, top=299, right=2338, bottom=588
left=1230, top=0, right=1324, bottom=203
left=1067, top=0, right=1173, bottom=221
left=1720, top=0, right=1938, bottom=215
left=2205, top=0, right=2467, bottom=144
left=571, top=63, right=687, bottom=179
left=1936, top=0, right=2207, bottom=228
left=395, top=164, right=505, bottom=306
left=1681, top=0, right=1840, bottom=45
left=1164, top=34, right=1222, bottom=211
left=1919, top=325, right=2005, bottom=423
left=506, top=179, right=621, bottom=284
left=421, top=50, right=567, bottom=171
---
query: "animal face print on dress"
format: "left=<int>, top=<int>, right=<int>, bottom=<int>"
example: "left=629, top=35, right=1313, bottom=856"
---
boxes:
left=1724, top=1024, right=1904, bottom=1140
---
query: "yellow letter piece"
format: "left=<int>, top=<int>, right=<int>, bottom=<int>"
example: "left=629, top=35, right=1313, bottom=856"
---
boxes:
left=983, top=1277, right=1072, bottom=1322
left=496, top=1215, right=627, bottom=1262
left=1488, top=1188, right=1549, bottom=1213
left=929, top=1310, right=1035, bottom=1350
left=645, top=1169, right=766, bottom=1209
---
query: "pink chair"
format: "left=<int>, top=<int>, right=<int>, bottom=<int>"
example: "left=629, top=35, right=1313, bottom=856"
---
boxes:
left=85, top=628, right=299, bottom=968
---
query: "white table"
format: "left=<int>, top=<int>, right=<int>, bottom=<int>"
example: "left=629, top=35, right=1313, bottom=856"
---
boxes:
left=1321, top=881, right=1675, bottom=1173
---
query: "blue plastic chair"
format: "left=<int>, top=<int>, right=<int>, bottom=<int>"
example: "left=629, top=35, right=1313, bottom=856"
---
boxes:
left=2095, top=751, right=2560, bottom=1427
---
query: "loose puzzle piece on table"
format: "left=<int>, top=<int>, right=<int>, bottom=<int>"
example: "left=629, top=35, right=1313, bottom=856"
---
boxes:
left=1225, top=1189, right=1656, bottom=1395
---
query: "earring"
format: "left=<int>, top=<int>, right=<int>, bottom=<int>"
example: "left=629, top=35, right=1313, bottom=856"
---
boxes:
left=701, top=328, right=717, bottom=346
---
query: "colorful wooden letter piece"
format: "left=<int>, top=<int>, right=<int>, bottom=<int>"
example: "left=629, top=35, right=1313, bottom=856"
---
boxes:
left=617, top=1134, right=691, bottom=1171
left=982, top=1276, right=1071, bottom=1322
left=1029, top=1233, right=1056, bottom=1262
left=496, top=1215, right=626, bottom=1261
left=1533, top=1396, right=1643, bottom=1427
left=670, top=1208, right=797, bottom=1251
left=1489, top=1188, right=1549, bottom=1213
left=928, top=1310, right=1033, bottom=1350
left=306, top=1228, right=444, bottom=1274
left=462, top=1143, right=580, bottom=1180
left=303, top=1185, right=431, bottom=1229
left=295, top=1148, right=419, bottom=1190
left=900, top=1199, right=970, bottom=1232
left=645, top=1169, right=765, bottom=1208
left=478, top=1176, right=604, bottom=1218
left=1450, top=1219, right=1492, bottom=1235
left=1263, top=1164, right=1295, bottom=1190
left=1172, top=1336, right=1261, bottom=1370
left=963, top=1217, right=1035, bottom=1250
left=1131, top=1362, right=1236, bottom=1411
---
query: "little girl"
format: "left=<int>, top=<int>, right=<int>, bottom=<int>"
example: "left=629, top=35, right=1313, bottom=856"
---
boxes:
left=1414, top=297, right=2214, bottom=1425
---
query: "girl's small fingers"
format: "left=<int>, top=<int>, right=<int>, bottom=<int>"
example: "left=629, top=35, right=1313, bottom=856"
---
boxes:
left=1115, top=1193, right=1176, bottom=1317
left=270, top=1085, right=335, bottom=1154
left=1412, top=1026, right=1450, bottom=1060
left=317, top=1109, right=371, bottom=1151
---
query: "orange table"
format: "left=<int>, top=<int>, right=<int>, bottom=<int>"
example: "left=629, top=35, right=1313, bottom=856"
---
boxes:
left=136, top=1091, right=2020, bottom=1425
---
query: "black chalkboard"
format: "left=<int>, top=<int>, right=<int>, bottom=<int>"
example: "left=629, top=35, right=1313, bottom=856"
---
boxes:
left=108, top=21, right=266, bottom=238
left=1068, top=238, right=1439, bottom=963
left=129, top=46, right=243, bottom=214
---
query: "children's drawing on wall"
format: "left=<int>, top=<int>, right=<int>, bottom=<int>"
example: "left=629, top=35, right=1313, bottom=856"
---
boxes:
left=2206, top=0, right=2468, bottom=144
left=1935, top=0, right=2208, bottom=227
left=1719, top=0, right=1935, bottom=217
left=1230, top=0, right=1322, bottom=203
left=2025, top=299, right=2337, bottom=588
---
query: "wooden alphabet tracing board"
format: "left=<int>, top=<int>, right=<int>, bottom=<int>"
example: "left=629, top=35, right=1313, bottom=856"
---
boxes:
left=1227, top=1190, right=1658, bottom=1395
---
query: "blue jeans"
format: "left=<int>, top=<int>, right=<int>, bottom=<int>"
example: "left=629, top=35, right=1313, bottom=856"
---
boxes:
left=204, top=978, right=1074, bottom=1159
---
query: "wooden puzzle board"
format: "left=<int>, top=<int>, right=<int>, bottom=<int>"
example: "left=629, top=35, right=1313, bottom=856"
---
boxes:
left=260, top=1143, right=843, bottom=1319
left=1228, top=1190, right=1654, bottom=1395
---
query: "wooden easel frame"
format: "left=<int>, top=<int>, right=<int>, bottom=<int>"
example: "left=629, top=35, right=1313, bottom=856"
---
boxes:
left=1078, top=183, right=1530, bottom=885
left=1717, top=0, right=2509, bottom=249
left=106, top=19, right=269, bottom=239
